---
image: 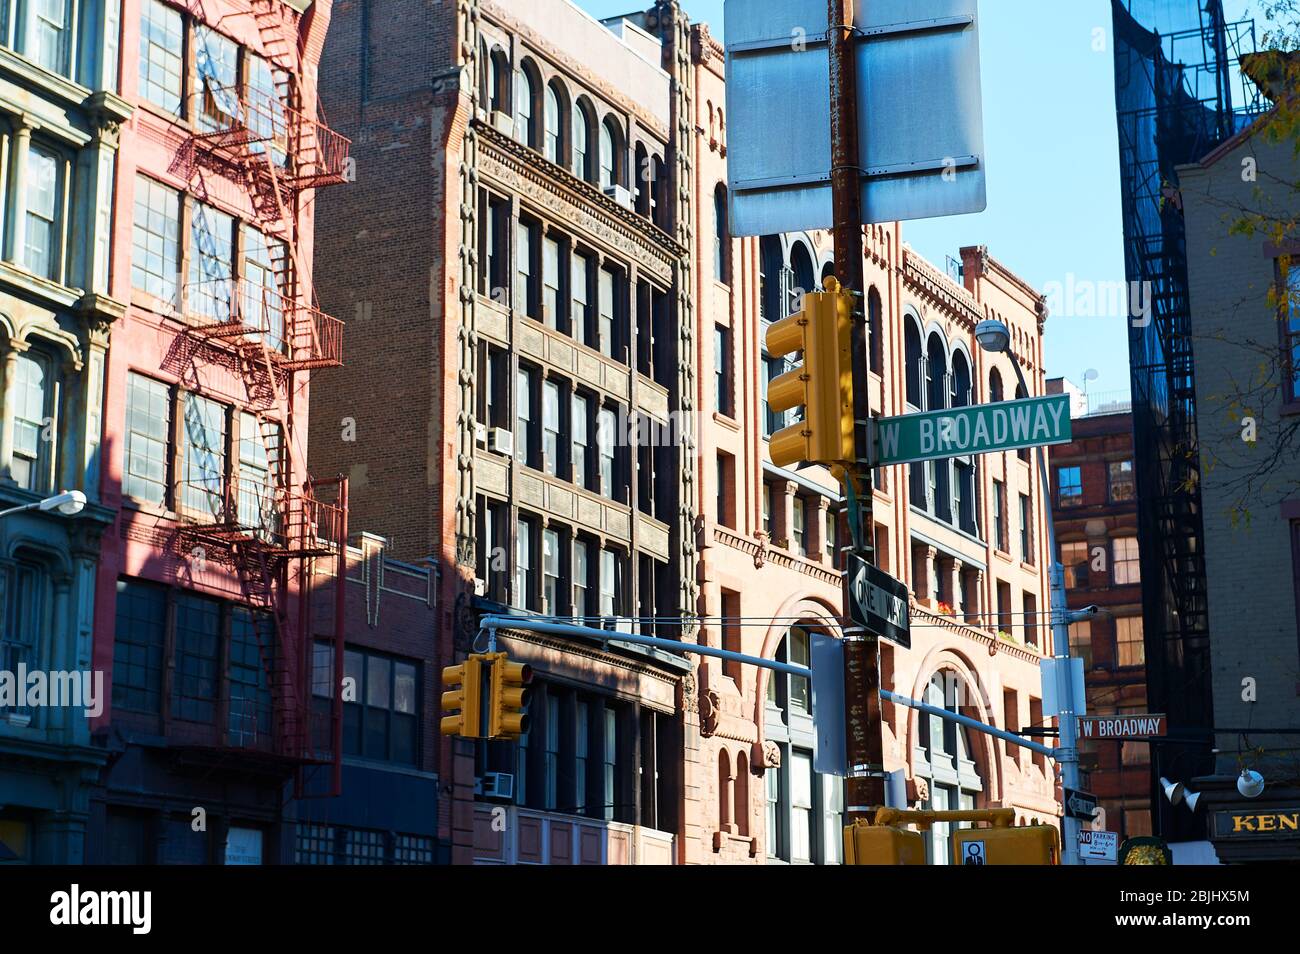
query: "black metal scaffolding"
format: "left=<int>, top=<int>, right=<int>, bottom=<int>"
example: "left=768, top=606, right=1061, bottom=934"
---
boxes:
left=1110, top=0, right=1263, bottom=840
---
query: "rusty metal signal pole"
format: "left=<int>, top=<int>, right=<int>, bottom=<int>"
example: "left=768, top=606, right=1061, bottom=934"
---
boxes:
left=828, top=0, right=886, bottom=819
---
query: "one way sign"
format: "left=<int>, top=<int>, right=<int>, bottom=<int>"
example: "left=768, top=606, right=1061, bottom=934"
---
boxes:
left=1064, top=788, right=1100, bottom=821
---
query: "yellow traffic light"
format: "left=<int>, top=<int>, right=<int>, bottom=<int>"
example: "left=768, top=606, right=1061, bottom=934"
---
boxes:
left=765, top=275, right=855, bottom=469
left=843, top=820, right=926, bottom=865
left=486, top=652, right=533, bottom=739
left=440, top=655, right=483, bottom=738
left=951, top=823, right=1060, bottom=865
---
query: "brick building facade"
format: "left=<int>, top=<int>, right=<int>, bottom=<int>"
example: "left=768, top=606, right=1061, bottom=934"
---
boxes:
left=1179, top=76, right=1300, bottom=862
left=311, top=0, right=1063, bottom=864
left=86, top=0, right=352, bottom=863
left=1044, top=381, right=1152, bottom=843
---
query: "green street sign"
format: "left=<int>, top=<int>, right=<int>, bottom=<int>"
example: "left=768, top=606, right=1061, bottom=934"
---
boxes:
left=874, top=394, right=1072, bottom=466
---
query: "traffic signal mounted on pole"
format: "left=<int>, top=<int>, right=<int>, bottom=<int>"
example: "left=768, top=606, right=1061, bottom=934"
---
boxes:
left=764, top=275, right=856, bottom=469
left=486, top=652, right=533, bottom=739
left=440, top=655, right=483, bottom=738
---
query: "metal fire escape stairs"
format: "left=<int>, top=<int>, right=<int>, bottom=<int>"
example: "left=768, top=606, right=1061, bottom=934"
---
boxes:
left=176, top=8, right=351, bottom=792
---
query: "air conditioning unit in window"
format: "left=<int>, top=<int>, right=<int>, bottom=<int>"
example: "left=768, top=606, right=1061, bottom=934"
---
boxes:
left=491, top=110, right=515, bottom=135
left=491, top=428, right=514, bottom=456
left=473, top=578, right=487, bottom=597
left=604, top=185, right=633, bottom=209
left=475, top=422, right=488, bottom=446
left=601, top=616, right=637, bottom=635
left=480, top=772, right=515, bottom=801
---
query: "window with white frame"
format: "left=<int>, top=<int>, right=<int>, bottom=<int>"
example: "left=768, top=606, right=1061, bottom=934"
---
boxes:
left=572, top=537, right=590, bottom=620
left=1115, top=615, right=1145, bottom=667
left=11, top=351, right=50, bottom=491
left=514, top=516, right=534, bottom=610
left=124, top=372, right=171, bottom=505
left=132, top=175, right=181, bottom=302
left=139, top=0, right=184, bottom=115
left=1112, top=535, right=1140, bottom=584
left=30, top=0, right=72, bottom=76
left=571, top=392, right=589, bottom=488
left=543, top=528, right=560, bottom=614
left=597, top=406, right=616, bottom=496
left=247, top=53, right=289, bottom=165
left=24, top=144, right=60, bottom=279
left=542, top=379, right=560, bottom=476
left=1108, top=459, right=1135, bottom=502
left=599, top=548, right=617, bottom=617
left=242, top=226, right=287, bottom=350
left=238, top=412, right=281, bottom=539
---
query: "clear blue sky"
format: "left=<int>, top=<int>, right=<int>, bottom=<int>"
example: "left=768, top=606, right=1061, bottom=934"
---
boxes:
left=578, top=0, right=1265, bottom=400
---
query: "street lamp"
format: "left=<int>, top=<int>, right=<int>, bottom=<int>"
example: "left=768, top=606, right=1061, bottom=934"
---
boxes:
left=0, top=489, right=87, bottom=519
left=976, top=318, right=1089, bottom=866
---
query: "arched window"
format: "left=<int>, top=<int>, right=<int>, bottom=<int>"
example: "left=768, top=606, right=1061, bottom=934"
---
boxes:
left=926, top=332, right=948, bottom=411
left=599, top=117, right=621, bottom=189
left=735, top=750, right=750, bottom=837
left=572, top=100, right=593, bottom=181
left=759, top=235, right=784, bottom=322
left=514, top=62, right=537, bottom=147
left=821, top=260, right=835, bottom=282
left=989, top=367, right=1004, bottom=403
left=634, top=143, right=649, bottom=215
left=917, top=672, right=984, bottom=863
left=719, top=748, right=733, bottom=832
left=713, top=183, right=730, bottom=284
left=763, top=623, right=843, bottom=863
left=904, top=319, right=922, bottom=407
left=868, top=287, right=883, bottom=375
left=790, top=242, right=815, bottom=313
left=951, top=350, right=972, bottom=407
left=544, top=80, right=565, bottom=164
left=488, top=48, right=510, bottom=114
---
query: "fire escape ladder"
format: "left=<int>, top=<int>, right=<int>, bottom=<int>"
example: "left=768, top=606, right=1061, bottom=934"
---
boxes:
left=249, top=0, right=298, bottom=72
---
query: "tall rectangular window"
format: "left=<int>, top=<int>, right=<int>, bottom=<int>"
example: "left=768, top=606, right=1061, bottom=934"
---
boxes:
left=11, top=353, right=49, bottom=491
left=243, top=226, right=287, bottom=351
left=1108, top=460, right=1135, bottom=502
left=238, top=413, right=281, bottom=538
left=189, top=201, right=235, bottom=321
left=25, top=144, right=59, bottom=279
left=247, top=54, right=289, bottom=165
left=124, top=373, right=171, bottom=505
left=195, top=25, right=239, bottom=133
left=112, top=579, right=167, bottom=714
left=542, top=379, right=560, bottom=476
left=514, top=517, right=534, bottom=610
left=1019, top=493, right=1033, bottom=564
left=544, top=695, right=560, bottom=810
left=791, top=751, right=813, bottom=863
left=543, top=528, right=560, bottom=614
left=1115, top=616, right=1145, bottom=667
left=573, top=538, right=591, bottom=621
left=714, top=324, right=732, bottom=416
left=598, top=407, right=616, bottom=497
left=182, top=393, right=227, bottom=517
left=575, top=701, right=589, bottom=815
left=515, top=220, right=537, bottom=318
left=228, top=609, right=273, bottom=744
left=542, top=236, right=561, bottom=328
left=571, top=252, right=590, bottom=346
left=1068, top=620, right=1093, bottom=670
left=32, top=0, right=71, bottom=75
left=571, top=393, right=589, bottom=487
left=1112, top=535, right=1140, bottom=584
left=1023, top=592, right=1038, bottom=648
left=515, top=367, right=534, bottom=468
left=139, top=0, right=184, bottom=114
left=598, top=268, right=615, bottom=358
left=603, top=707, right=617, bottom=822
left=792, top=497, right=806, bottom=556
left=993, top=480, right=1007, bottom=552
left=599, top=548, right=618, bottom=617
left=132, top=175, right=181, bottom=302
left=173, top=593, right=220, bottom=723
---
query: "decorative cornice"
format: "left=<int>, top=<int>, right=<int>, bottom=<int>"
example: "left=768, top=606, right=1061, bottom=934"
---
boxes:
left=902, top=246, right=985, bottom=330
left=911, top=604, right=1044, bottom=665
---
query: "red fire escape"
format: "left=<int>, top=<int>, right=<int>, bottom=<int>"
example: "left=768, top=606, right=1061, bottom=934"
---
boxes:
left=174, top=3, right=351, bottom=795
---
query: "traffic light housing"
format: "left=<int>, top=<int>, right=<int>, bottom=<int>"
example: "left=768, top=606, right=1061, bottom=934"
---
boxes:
left=764, top=276, right=855, bottom=469
left=486, top=652, right=533, bottom=739
left=843, top=821, right=926, bottom=865
left=440, top=655, right=483, bottom=738
left=951, top=823, right=1060, bottom=865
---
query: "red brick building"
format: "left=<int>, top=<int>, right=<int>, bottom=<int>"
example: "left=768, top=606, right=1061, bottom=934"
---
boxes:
left=89, top=0, right=352, bottom=862
left=1045, top=379, right=1153, bottom=842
